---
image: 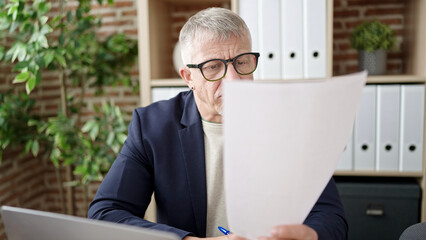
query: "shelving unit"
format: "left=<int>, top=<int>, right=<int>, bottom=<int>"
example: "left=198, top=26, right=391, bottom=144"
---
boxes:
left=333, top=0, right=426, bottom=221
left=137, top=0, right=426, bottom=221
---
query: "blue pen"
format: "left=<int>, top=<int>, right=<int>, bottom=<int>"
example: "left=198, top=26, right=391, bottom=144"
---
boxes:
left=218, top=226, right=231, bottom=235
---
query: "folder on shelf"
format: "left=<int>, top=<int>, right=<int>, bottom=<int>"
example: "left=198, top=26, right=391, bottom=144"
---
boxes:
left=281, top=0, right=304, bottom=79
left=400, top=85, right=425, bottom=172
left=151, top=87, right=189, bottom=103
left=354, top=85, right=376, bottom=171
left=238, top=0, right=260, bottom=79
left=258, top=0, right=281, bottom=79
left=376, top=85, right=401, bottom=171
left=337, top=129, right=354, bottom=171
left=303, top=0, right=327, bottom=79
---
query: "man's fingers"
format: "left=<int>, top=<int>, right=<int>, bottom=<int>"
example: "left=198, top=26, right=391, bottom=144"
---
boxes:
left=228, top=233, right=250, bottom=240
left=270, top=224, right=318, bottom=240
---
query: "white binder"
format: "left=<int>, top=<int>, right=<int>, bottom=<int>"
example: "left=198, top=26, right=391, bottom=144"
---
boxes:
left=354, top=85, right=376, bottom=171
left=281, top=0, right=304, bottom=79
left=258, top=0, right=281, bottom=79
left=376, top=85, right=400, bottom=171
left=238, top=0, right=260, bottom=79
left=303, top=0, right=326, bottom=78
left=337, top=129, right=354, bottom=171
left=400, top=85, right=425, bottom=172
left=151, top=87, right=188, bottom=103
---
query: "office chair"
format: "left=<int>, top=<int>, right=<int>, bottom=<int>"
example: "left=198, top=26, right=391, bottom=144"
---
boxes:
left=399, top=222, right=426, bottom=240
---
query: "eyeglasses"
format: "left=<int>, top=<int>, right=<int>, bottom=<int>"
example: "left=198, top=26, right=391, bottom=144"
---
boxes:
left=186, top=52, right=260, bottom=81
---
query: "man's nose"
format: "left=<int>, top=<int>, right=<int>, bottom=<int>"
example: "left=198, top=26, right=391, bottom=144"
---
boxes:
left=222, top=62, right=241, bottom=81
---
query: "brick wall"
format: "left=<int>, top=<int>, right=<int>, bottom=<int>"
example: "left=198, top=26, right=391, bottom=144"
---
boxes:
left=333, top=0, right=407, bottom=76
left=0, top=148, right=48, bottom=240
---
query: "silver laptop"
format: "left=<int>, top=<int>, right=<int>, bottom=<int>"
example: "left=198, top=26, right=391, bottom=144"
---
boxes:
left=1, top=206, right=179, bottom=240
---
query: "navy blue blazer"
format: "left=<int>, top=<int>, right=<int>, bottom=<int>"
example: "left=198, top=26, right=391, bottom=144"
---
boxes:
left=88, top=91, right=348, bottom=239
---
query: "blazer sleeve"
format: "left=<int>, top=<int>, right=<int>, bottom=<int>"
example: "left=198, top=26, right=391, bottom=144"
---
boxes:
left=304, top=178, right=348, bottom=240
left=87, top=110, right=193, bottom=239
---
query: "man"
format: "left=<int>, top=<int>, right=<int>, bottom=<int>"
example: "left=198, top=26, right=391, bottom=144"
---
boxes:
left=88, top=7, right=347, bottom=240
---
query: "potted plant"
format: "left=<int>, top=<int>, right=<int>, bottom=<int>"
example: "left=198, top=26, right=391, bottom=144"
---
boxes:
left=350, top=20, right=396, bottom=75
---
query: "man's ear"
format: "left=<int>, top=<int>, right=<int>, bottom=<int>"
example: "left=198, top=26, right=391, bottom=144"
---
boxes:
left=180, top=67, right=193, bottom=89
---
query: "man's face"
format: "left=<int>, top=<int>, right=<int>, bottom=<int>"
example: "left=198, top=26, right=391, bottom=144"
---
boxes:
left=180, top=34, right=253, bottom=123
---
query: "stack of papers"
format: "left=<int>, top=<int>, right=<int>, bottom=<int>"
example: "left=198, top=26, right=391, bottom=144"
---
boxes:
left=223, top=71, right=367, bottom=238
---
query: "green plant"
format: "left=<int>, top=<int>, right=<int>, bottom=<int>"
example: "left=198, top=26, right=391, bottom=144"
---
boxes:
left=0, top=0, right=137, bottom=213
left=350, top=20, right=396, bottom=52
left=0, top=91, right=46, bottom=163
left=41, top=101, right=128, bottom=209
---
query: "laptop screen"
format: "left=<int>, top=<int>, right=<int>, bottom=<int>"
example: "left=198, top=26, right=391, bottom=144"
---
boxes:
left=1, top=206, right=179, bottom=240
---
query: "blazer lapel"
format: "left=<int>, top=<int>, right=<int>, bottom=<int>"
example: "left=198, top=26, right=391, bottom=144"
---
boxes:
left=179, top=92, right=207, bottom=237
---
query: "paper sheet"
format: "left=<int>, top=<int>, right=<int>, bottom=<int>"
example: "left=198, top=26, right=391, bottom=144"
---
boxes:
left=223, top=71, right=367, bottom=239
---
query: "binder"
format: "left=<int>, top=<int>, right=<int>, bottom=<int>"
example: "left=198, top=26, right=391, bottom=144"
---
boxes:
left=337, top=129, right=354, bottom=171
left=376, top=85, right=400, bottom=171
left=238, top=0, right=260, bottom=79
left=258, top=0, right=281, bottom=79
left=281, top=0, right=304, bottom=79
left=400, top=85, right=425, bottom=172
left=151, top=87, right=188, bottom=103
left=354, top=85, right=376, bottom=171
left=303, top=0, right=326, bottom=78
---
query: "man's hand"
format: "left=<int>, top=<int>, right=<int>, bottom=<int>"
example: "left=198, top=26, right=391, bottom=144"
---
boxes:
left=183, top=234, right=248, bottom=240
left=257, top=224, right=318, bottom=240
left=183, top=236, right=230, bottom=240
left=183, top=224, right=317, bottom=240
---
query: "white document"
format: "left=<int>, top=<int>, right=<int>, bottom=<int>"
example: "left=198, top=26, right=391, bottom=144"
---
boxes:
left=258, top=0, right=281, bottom=79
left=151, top=87, right=188, bottom=103
left=354, top=85, right=377, bottom=171
left=223, top=71, right=367, bottom=239
left=376, top=85, right=401, bottom=171
left=336, top=128, right=353, bottom=171
left=281, top=0, right=304, bottom=79
left=400, top=85, right=425, bottom=172
left=239, top=0, right=260, bottom=79
left=303, top=0, right=327, bottom=78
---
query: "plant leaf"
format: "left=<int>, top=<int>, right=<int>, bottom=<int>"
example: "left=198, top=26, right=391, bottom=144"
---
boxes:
left=32, top=140, right=39, bottom=157
left=26, top=75, right=36, bottom=94
left=13, top=71, right=29, bottom=83
left=117, top=133, right=127, bottom=144
left=43, top=52, right=54, bottom=66
left=13, top=61, right=29, bottom=71
left=38, top=34, right=49, bottom=48
left=89, top=124, right=99, bottom=141
left=82, top=120, right=96, bottom=132
left=25, top=140, right=33, bottom=153
left=40, top=16, right=48, bottom=25
left=106, top=132, right=115, bottom=145
left=0, top=46, right=4, bottom=60
left=55, top=53, right=66, bottom=67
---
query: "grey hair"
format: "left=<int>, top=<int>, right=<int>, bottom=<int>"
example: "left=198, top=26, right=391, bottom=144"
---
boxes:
left=179, top=7, right=251, bottom=64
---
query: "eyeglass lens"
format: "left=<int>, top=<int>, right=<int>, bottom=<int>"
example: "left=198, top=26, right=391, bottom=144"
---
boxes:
left=202, top=53, right=258, bottom=81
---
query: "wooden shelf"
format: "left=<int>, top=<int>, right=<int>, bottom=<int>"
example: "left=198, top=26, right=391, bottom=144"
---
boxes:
left=151, top=75, right=426, bottom=86
left=367, top=75, right=426, bottom=84
left=151, top=78, right=187, bottom=87
left=334, top=171, right=423, bottom=178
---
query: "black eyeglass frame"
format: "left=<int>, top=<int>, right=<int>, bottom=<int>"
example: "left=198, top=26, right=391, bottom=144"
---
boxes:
left=186, top=52, right=260, bottom=81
